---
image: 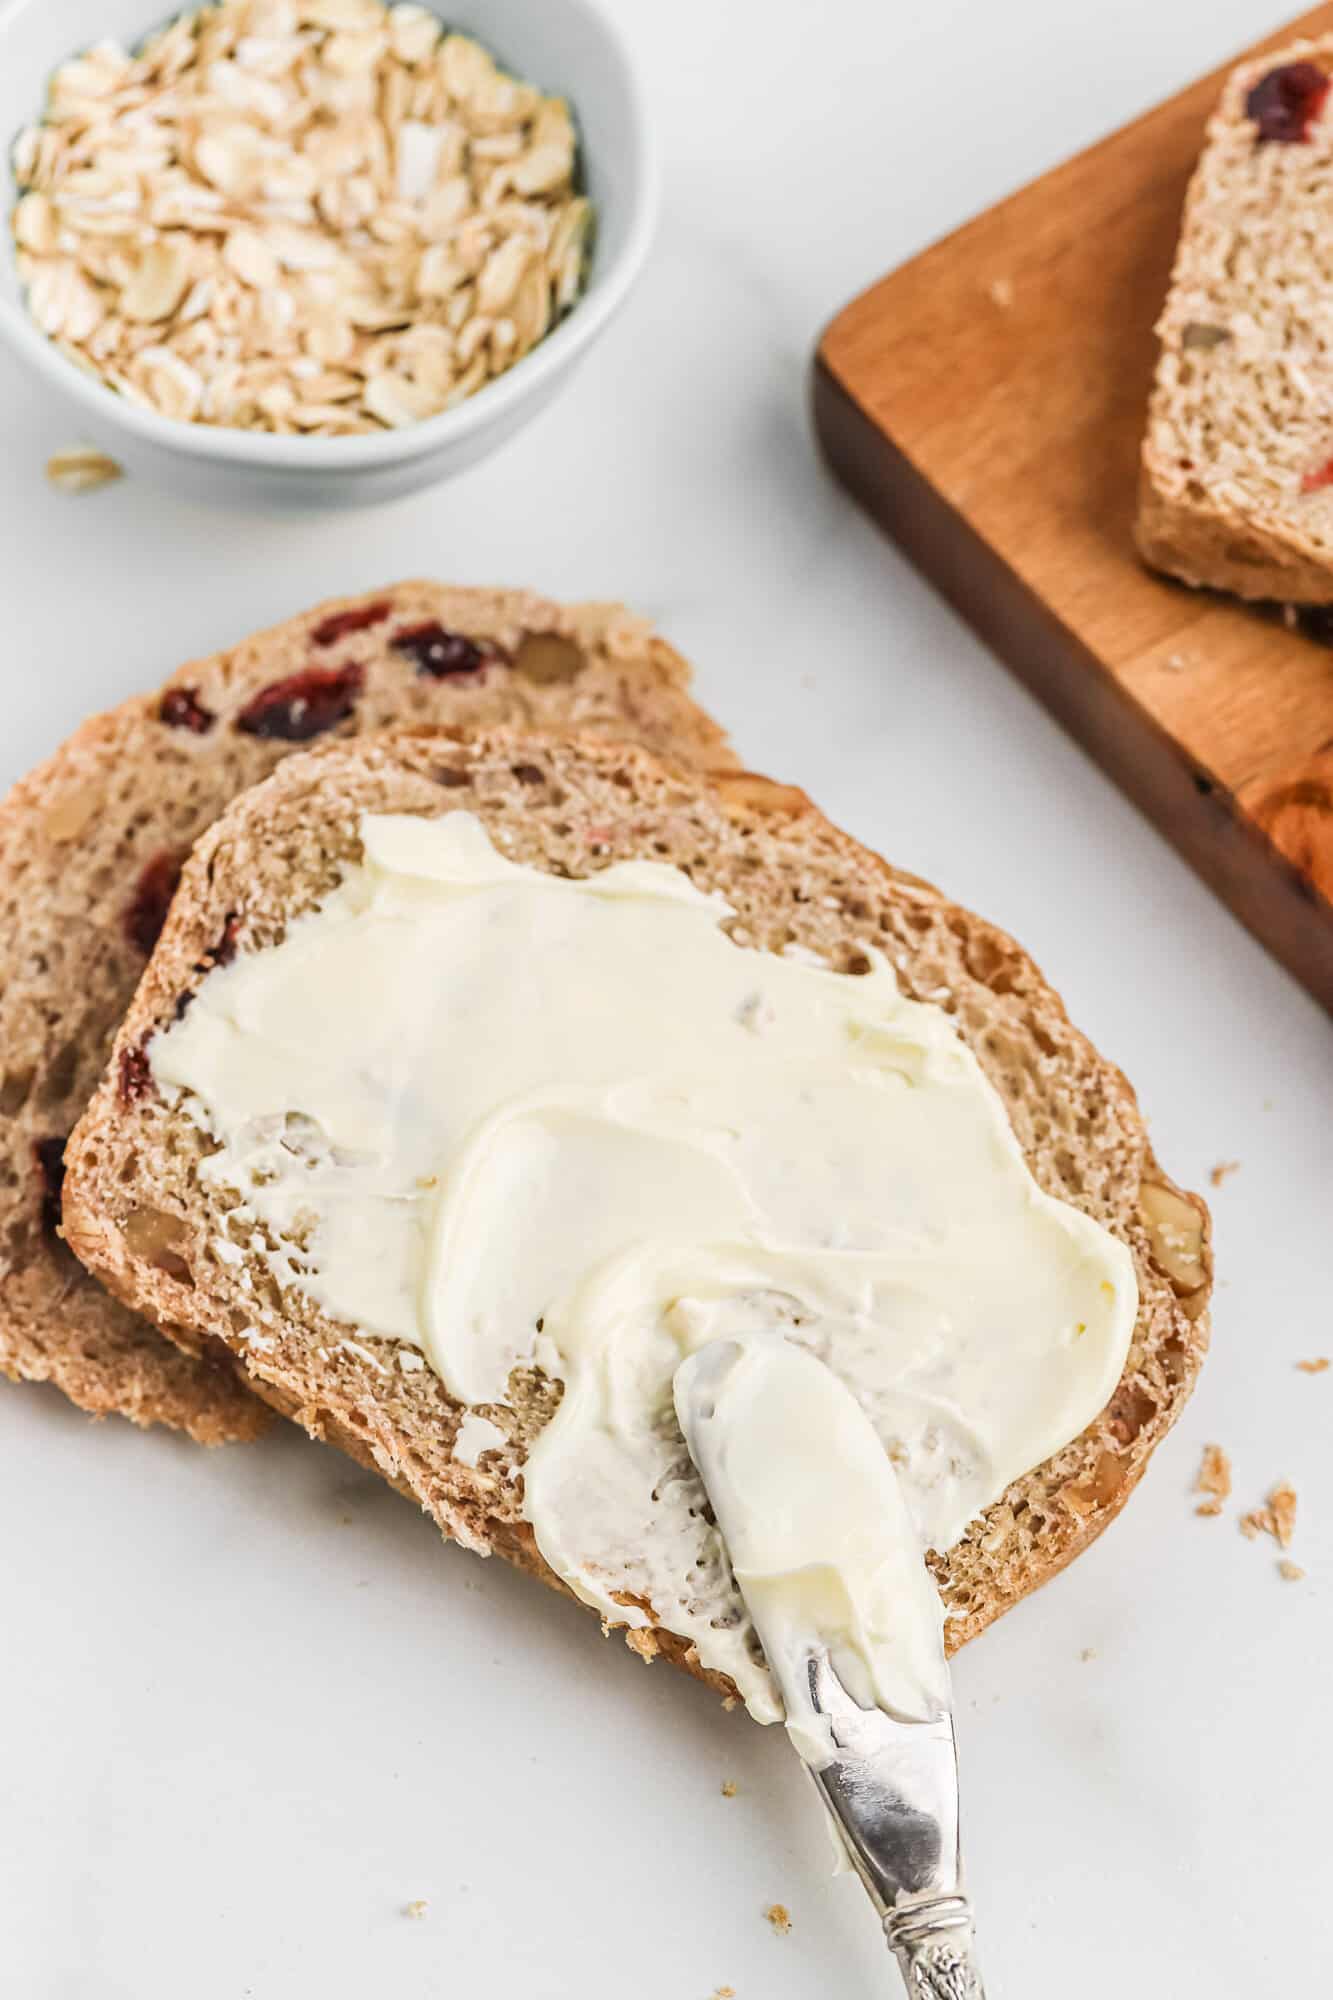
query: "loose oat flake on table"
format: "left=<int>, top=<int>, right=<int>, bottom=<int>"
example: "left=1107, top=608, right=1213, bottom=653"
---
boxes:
left=9, top=1, right=593, bottom=436
left=45, top=444, right=123, bottom=492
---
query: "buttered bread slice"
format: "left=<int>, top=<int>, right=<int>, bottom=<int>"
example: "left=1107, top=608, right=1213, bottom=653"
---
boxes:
left=61, top=730, right=1210, bottom=1681
left=0, top=588, right=733, bottom=1444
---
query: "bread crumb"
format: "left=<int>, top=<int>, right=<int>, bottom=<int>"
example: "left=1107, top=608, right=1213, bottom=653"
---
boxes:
left=988, top=275, right=1014, bottom=308
left=721, top=1779, right=737, bottom=1797
left=1279, top=1559, right=1306, bottom=1581
left=1241, top=1482, right=1297, bottom=1550
left=765, top=1904, right=791, bottom=1936
left=1270, top=1483, right=1297, bottom=1549
left=1079, top=1647, right=1097, bottom=1662
left=712, top=1988, right=736, bottom=1998
left=1195, top=1443, right=1231, bottom=1512
left=1208, top=1160, right=1240, bottom=1187
left=403, top=1899, right=428, bottom=1920
left=1163, top=651, right=1196, bottom=672
left=1297, top=1357, right=1330, bottom=1374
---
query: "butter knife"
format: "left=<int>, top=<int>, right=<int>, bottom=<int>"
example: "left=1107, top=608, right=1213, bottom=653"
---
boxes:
left=672, top=1334, right=988, bottom=1996
left=800, top=1645, right=986, bottom=1998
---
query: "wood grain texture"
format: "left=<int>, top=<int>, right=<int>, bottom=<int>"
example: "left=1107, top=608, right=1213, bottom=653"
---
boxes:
left=813, top=6, right=1333, bottom=1013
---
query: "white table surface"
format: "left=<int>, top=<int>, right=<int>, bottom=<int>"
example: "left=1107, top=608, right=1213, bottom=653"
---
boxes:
left=3, top=3, right=1330, bottom=1994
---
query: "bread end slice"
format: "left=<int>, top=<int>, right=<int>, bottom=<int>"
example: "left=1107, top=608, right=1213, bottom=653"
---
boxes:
left=62, top=728, right=1211, bottom=1678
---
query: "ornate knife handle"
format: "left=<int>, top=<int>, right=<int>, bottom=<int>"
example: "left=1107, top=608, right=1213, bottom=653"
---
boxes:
left=885, top=1895, right=987, bottom=1999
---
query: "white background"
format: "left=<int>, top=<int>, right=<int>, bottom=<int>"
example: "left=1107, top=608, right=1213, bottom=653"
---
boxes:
left=3, top=2, right=1331, bottom=1995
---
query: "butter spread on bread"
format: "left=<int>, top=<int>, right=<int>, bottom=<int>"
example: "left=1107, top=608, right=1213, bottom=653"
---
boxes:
left=147, top=810, right=1135, bottom=1723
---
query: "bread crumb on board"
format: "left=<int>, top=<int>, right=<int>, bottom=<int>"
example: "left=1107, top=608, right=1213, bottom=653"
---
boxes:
left=1194, top=1443, right=1231, bottom=1516
left=988, top=275, right=1015, bottom=308
left=1209, top=1160, right=1241, bottom=1187
left=1279, top=1560, right=1306, bottom=1582
left=1079, top=1647, right=1097, bottom=1662
left=721, top=1779, right=738, bottom=1798
left=403, top=1900, right=428, bottom=1920
left=765, top=1904, right=792, bottom=1936
left=1240, top=1482, right=1297, bottom=1549
left=1297, top=1357, right=1330, bottom=1374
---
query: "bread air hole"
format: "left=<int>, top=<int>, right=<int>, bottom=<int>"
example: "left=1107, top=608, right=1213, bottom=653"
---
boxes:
left=39, top=1041, right=80, bottom=1105
left=1107, top=1382, right=1157, bottom=1448
left=0, top=1068, right=34, bottom=1114
left=1221, top=539, right=1270, bottom=569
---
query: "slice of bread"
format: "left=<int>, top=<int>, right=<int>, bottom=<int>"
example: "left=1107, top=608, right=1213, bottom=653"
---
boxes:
left=1137, top=37, right=1333, bottom=600
left=61, top=729, right=1211, bottom=1681
left=0, top=588, right=733, bottom=1444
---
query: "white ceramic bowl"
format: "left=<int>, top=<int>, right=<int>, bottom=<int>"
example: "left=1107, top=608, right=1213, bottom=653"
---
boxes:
left=0, top=0, right=656, bottom=508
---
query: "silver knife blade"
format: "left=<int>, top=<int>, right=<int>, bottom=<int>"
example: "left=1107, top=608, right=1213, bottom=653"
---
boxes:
left=800, top=1647, right=988, bottom=1997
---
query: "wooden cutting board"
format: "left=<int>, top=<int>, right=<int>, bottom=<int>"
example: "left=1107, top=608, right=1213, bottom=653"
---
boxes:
left=813, top=7, right=1333, bottom=1014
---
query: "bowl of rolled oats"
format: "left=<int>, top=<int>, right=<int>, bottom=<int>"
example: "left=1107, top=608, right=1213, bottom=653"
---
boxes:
left=0, top=0, right=656, bottom=505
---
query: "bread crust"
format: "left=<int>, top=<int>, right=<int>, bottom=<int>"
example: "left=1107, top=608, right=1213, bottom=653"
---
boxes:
left=0, top=588, right=733, bottom=1442
left=1138, top=37, right=1333, bottom=602
left=61, top=729, right=1211, bottom=1684
left=1135, top=465, right=1333, bottom=601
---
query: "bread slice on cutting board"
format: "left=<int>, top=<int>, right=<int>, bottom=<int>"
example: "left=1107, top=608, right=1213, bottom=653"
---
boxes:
left=1138, top=36, right=1333, bottom=601
left=0, top=587, right=734, bottom=1444
left=60, top=727, right=1211, bottom=1682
